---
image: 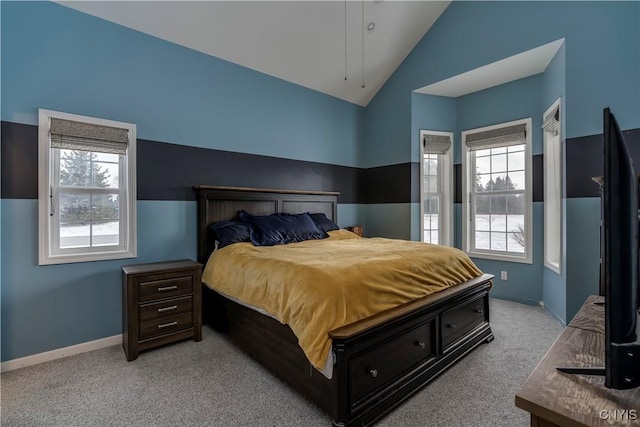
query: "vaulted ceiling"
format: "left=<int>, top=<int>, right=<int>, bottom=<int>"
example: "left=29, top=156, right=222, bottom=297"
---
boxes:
left=58, top=1, right=450, bottom=106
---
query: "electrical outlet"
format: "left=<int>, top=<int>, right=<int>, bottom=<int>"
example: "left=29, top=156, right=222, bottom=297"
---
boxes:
left=500, top=271, right=508, bottom=280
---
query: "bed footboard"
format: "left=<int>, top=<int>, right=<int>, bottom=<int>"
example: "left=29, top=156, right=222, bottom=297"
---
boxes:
left=329, top=274, right=493, bottom=426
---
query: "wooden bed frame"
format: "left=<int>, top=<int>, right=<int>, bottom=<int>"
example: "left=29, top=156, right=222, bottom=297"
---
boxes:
left=194, top=185, right=494, bottom=426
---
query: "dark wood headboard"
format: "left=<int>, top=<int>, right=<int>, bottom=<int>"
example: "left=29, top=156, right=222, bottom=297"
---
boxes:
left=193, top=185, right=339, bottom=263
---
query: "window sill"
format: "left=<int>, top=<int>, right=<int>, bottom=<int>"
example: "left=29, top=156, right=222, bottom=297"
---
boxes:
left=466, top=250, right=532, bottom=265
left=39, top=249, right=137, bottom=266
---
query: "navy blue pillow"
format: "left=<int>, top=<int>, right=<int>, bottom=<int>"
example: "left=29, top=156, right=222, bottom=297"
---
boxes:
left=208, top=220, right=251, bottom=250
left=238, top=211, right=328, bottom=246
left=309, top=213, right=339, bottom=233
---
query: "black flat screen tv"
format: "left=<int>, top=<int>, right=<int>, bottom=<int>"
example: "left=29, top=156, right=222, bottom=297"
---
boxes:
left=557, top=108, right=640, bottom=389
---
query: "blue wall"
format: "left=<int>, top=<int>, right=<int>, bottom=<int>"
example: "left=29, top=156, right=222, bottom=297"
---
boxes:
left=0, top=1, right=363, bottom=362
left=1, top=2, right=363, bottom=167
left=565, top=198, right=601, bottom=321
left=364, top=1, right=639, bottom=168
left=411, top=93, right=457, bottom=160
left=1, top=200, right=196, bottom=359
left=365, top=1, right=640, bottom=322
left=2, top=1, right=639, bottom=361
left=456, top=74, right=543, bottom=155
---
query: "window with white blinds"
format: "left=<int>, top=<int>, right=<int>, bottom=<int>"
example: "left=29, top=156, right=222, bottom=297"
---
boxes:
left=420, top=130, right=453, bottom=246
left=462, top=118, right=532, bottom=263
left=38, top=109, right=137, bottom=265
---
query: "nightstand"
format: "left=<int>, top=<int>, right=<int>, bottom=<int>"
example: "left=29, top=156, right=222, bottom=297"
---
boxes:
left=122, top=259, right=202, bottom=361
left=346, top=225, right=364, bottom=237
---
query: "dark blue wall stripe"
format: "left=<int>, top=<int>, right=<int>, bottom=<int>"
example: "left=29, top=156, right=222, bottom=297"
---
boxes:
left=532, top=154, right=544, bottom=203
left=6, top=120, right=622, bottom=204
left=1, top=121, right=38, bottom=200
left=0, top=121, right=416, bottom=205
left=566, top=128, right=640, bottom=199
left=0, top=119, right=413, bottom=204
left=137, top=139, right=362, bottom=203
left=0, top=121, right=364, bottom=203
left=361, top=163, right=418, bottom=204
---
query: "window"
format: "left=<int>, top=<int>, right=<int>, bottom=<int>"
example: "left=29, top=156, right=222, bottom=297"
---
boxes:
left=462, top=118, right=532, bottom=263
left=420, top=130, right=453, bottom=246
left=543, top=99, right=562, bottom=273
left=38, top=109, right=136, bottom=265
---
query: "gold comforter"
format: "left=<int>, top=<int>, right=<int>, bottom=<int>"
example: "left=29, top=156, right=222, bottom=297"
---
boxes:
left=201, top=229, right=482, bottom=371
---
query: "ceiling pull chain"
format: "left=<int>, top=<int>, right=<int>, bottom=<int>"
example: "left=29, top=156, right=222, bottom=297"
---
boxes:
left=344, top=0, right=347, bottom=81
left=361, top=0, right=366, bottom=89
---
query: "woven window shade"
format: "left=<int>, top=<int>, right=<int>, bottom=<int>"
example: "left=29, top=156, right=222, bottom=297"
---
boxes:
left=542, top=107, right=560, bottom=134
left=423, top=134, right=452, bottom=155
left=464, top=123, right=526, bottom=151
left=50, top=118, right=129, bottom=155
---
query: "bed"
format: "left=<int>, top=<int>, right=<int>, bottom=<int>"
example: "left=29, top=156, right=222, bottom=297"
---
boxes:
left=195, top=185, right=494, bottom=426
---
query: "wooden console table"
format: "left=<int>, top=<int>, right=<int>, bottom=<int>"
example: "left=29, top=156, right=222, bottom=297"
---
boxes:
left=516, top=296, right=640, bottom=426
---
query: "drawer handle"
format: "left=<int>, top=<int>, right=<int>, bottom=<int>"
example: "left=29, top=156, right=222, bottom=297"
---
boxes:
left=474, top=308, right=484, bottom=314
left=369, top=368, right=378, bottom=378
left=157, top=305, right=178, bottom=313
left=158, top=321, right=178, bottom=329
left=447, top=323, right=457, bottom=329
left=416, top=341, right=426, bottom=349
left=157, top=285, right=178, bottom=292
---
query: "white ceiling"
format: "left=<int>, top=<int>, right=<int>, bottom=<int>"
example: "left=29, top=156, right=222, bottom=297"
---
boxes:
left=58, top=1, right=450, bottom=107
left=414, top=39, right=565, bottom=98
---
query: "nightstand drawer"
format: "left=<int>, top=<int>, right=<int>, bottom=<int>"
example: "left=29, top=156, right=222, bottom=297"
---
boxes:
left=139, top=276, right=193, bottom=302
left=139, top=296, right=193, bottom=321
left=140, top=312, right=193, bottom=340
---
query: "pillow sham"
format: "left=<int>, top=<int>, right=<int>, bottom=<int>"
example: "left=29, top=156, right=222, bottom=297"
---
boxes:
left=309, top=212, right=340, bottom=233
left=238, top=210, right=328, bottom=246
left=207, top=220, right=251, bottom=250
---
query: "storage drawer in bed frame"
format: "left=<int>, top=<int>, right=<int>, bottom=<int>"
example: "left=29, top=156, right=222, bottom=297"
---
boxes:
left=332, top=281, right=493, bottom=425
left=349, top=316, right=438, bottom=406
left=441, top=294, right=489, bottom=351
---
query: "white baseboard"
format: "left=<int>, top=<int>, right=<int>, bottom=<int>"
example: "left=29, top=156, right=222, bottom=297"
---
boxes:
left=1, top=334, right=122, bottom=373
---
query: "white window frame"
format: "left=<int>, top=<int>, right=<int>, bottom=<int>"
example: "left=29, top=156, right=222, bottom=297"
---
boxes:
left=38, top=109, right=137, bottom=265
left=419, top=130, right=453, bottom=246
left=462, top=117, right=533, bottom=264
left=543, top=98, right=562, bottom=274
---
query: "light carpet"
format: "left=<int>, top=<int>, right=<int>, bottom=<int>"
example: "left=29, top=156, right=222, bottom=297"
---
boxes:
left=1, top=298, right=563, bottom=426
